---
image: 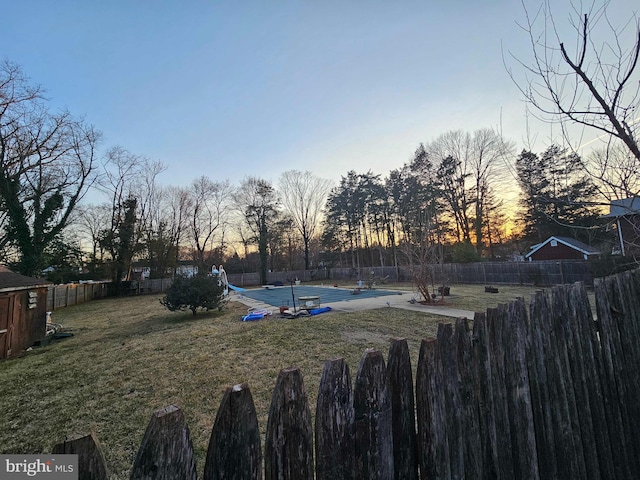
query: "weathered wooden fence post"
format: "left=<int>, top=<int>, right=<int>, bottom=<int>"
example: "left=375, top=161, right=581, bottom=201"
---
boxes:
left=437, top=323, right=465, bottom=479
left=130, top=405, right=197, bottom=480
left=558, top=283, right=608, bottom=480
left=503, top=298, right=538, bottom=479
left=203, top=383, right=262, bottom=480
left=594, top=273, right=638, bottom=479
left=387, top=338, right=418, bottom=480
left=315, top=358, right=355, bottom=480
left=569, top=282, right=616, bottom=479
left=265, top=367, right=314, bottom=480
left=526, top=290, right=558, bottom=480
left=552, top=287, right=588, bottom=479
left=415, top=338, right=443, bottom=479
left=607, top=270, right=640, bottom=477
left=472, top=312, right=498, bottom=480
left=354, top=348, right=393, bottom=479
left=52, top=432, right=109, bottom=480
left=615, top=270, right=640, bottom=477
left=485, top=305, right=515, bottom=479
left=528, top=288, right=591, bottom=479
left=452, top=318, right=483, bottom=479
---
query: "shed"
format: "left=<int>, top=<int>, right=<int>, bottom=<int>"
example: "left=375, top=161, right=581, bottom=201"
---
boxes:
left=0, top=266, right=52, bottom=359
left=525, top=236, right=600, bottom=262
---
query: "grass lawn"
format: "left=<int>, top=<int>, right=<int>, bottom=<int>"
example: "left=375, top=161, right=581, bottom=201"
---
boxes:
left=0, top=284, right=592, bottom=479
left=379, top=281, right=596, bottom=316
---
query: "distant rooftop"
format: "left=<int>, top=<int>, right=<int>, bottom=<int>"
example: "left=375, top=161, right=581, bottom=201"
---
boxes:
left=604, top=197, right=640, bottom=218
left=525, top=236, right=600, bottom=259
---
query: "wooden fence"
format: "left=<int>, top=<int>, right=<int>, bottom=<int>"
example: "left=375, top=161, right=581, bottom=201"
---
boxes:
left=228, top=261, right=595, bottom=287
left=46, top=279, right=174, bottom=311
left=43, top=261, right=593, bottom=310
left=327, top=260, right=595, bottom=286
left=50, top=268, right=640, bottom=479
left=46, top=282, right=110, bottom=311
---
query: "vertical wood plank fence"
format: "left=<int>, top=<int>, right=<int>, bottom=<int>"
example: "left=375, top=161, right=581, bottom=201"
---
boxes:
left=46, top=282, right=110, bottom=311
left=51, top=268, right=640, bottom=479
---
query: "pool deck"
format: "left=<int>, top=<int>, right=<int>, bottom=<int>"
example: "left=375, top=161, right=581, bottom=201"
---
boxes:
left=230, top=288, right=475, bottom=320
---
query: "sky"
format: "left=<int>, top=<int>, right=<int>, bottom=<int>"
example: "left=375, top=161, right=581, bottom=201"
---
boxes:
left=2, top=0, right=638, bottom=197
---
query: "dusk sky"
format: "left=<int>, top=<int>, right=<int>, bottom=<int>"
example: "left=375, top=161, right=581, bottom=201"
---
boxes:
left=2, top=1, right=637, bottom=193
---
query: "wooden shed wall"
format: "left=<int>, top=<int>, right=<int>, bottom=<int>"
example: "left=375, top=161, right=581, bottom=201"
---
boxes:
left=530, top=242, right=585, bottom=261
left=0, top=287, right=48, bottom=359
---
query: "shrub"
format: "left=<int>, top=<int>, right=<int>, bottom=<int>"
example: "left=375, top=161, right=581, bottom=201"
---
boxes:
left=160, top=274, right=227, bottom=315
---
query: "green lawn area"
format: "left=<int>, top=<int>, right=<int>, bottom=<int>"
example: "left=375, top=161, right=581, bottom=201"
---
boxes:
left=0, top=284, right=592, bottom=478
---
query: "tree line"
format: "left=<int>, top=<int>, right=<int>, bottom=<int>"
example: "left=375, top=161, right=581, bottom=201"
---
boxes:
left=1, top=3, right=639, bottom=282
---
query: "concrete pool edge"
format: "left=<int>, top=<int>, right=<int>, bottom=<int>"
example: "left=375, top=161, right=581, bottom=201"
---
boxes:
left=229, top=288, right=474, bottom=319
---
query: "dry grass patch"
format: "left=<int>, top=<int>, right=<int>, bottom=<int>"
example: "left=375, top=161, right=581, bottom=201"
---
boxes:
left=374, top=282, right=595, bottom=315
left=0, top=295, right=441, bottom=479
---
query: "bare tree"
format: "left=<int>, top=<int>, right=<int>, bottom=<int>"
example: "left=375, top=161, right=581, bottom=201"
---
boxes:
left=507, top=1, right=640, bottom=161
left=161, top=185, right=191, bottom=273
left=136, top=158, right=167, bottom=240
left=587, top=141, right=640, bottom=201
left=0, top=61, right=100, bottom=275
left=233, top=177, right=280, bottom=284
left=95, top=146, right=147, bottom=282
left=74, top=203, right=112, bottom=267
left=98, top=146, right=143, bottom=236
left=278, top=170, right=333, bottom=270
left=188, top=176, right=232, bottom=273
left=470, top=129, right=514, bottom=253
left=427, top=129, right=512, bottom=253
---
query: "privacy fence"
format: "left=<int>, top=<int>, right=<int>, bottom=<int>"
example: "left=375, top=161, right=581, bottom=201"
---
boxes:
left=228, top=260, right=595, bottom=287
left=44, top=261, right=594, bottom=312
left=320, top=260, right=594, bottom=286
left=46, top=279, right=172, bottom=311
left=51, top=267, right=640, bottom=479
left=46, top=282, right=110, bottom=311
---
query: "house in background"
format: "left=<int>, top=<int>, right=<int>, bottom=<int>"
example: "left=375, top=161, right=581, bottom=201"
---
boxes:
left=176, top=261, right=199, bottom=277
left=129, top=261, right=200, bottom=280
left=525, top=236, right=601, bottom=262
left=603, top=197, right=640, bottom=257
left=0, top=266, right=52, bottom=359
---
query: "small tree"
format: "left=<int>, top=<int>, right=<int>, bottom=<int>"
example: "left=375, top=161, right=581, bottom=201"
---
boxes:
left=161, top=275, right=226, bottom=316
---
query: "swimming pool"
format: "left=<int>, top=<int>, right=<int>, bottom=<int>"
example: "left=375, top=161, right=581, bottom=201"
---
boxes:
left=238, top=285, right=398, bottom=308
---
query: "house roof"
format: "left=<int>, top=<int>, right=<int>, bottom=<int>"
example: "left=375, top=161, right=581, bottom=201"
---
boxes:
left=0, top=266, right=52, bottom=293
left=525, top=236, right=601, bottom=259
left=603, top=197, right=640, bottom=218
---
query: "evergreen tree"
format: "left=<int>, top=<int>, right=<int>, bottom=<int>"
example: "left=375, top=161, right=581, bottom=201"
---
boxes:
left=516, top=146, right=600, bottom=243
left=161, top=274, right=226, bottom=316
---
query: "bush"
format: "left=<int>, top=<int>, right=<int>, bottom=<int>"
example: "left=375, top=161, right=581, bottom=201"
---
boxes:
left=160, top=274, right=227, bottom=315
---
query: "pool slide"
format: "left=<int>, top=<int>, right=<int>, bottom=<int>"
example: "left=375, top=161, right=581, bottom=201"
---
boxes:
left=212, top=264, right=246, bottom=294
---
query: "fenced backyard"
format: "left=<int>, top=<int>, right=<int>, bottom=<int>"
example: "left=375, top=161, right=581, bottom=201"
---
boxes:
left=49, top=267, right=640, bottom=479
left=45, top=261, right=596, bottom=313
left=46, top=282, right=110, bottom=310
left=319, top=260, right=595, bottom=286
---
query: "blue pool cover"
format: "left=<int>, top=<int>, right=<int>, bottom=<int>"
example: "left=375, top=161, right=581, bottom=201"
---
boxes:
left=238, top=285, right=398, bottom=308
